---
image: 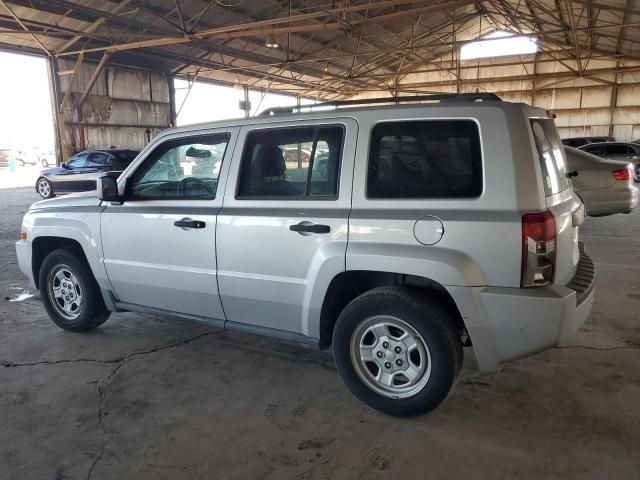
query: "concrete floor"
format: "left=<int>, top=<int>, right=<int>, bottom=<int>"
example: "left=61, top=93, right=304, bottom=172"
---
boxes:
left=1, top=186, right=639, bottom=480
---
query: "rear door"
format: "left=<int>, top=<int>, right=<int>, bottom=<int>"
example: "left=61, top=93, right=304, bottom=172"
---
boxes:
left=530, top=118, right=582, bottom=285
left=216, top=118, right=357, bottom=336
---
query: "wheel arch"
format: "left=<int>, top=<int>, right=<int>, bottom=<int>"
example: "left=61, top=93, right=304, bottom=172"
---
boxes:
left=32, top=236, right=90, bottom=290
left=318, top=270, right=467, bottom=350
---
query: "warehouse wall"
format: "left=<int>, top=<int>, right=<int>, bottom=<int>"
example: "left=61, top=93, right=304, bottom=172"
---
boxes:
left=351, top=53, right=640, bottom=142
left=56, top=58, right=172, bottom=154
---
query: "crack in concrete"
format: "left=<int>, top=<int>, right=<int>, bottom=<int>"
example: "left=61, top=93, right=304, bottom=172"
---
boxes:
left=554, top=345, right=639, bottom=351
left=82, top=330, right=223, bottom=480
left=1, top=330, right=223, bottom=368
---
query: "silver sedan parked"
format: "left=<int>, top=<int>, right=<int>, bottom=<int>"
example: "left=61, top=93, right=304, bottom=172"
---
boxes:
left=564, top=146, right=638, bottom=216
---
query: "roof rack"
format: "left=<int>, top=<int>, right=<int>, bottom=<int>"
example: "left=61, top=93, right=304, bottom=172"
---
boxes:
left=259, top=92, right=501, bottom=116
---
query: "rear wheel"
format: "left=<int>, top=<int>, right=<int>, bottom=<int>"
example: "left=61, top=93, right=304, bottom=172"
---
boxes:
left=36, top=177, right=54, bottom=199
left=333, top=287, right=462, bottom=417
left=41, top=158, right=49, bottom=167
left=39, top=248, right=110, bottom=332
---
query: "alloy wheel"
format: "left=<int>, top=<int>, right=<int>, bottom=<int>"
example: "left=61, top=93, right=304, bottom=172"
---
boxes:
left=350, top=315, right=432, bottom=399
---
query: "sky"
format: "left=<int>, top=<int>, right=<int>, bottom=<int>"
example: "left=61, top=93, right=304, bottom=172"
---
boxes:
left=0, top=51, right=55, bottom=151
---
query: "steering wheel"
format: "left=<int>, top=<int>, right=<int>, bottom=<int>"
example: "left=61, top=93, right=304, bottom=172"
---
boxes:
left=177, top=176, right=207, bottom=197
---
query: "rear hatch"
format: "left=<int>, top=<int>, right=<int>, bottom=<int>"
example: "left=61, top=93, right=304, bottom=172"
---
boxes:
left=529, top=118, right=582, bottom=286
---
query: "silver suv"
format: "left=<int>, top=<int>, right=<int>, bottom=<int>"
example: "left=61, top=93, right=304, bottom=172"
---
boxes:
left=15, top=94, right=595, bottom=416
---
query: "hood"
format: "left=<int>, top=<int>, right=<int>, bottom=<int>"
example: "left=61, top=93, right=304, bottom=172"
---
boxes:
left=30, top=190, right=101, bottom=212
left=40, top=166, right=66, bottom=176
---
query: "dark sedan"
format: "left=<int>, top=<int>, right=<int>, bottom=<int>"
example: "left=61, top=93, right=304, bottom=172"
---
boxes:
left=35, top=149, right=139, bottom=199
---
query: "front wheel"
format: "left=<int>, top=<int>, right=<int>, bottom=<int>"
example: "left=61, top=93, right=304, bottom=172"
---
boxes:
left=36, top=177, right=54, bottom=199
left=333, top=287, right=462, bottom=417
left=39, top=248, right=110, bottom=332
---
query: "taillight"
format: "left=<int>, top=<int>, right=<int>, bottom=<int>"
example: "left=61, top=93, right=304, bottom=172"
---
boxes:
left=612, top=167, right=632, bottom=181
left=521, top=211, right=556, bottom=287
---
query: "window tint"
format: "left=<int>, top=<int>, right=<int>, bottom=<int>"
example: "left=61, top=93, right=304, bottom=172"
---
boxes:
left=237, top=126, right=343, bottom=198
left=367, top=120, right=482, bottom=198
left=85, top=153, right=108, bottom=167
left=130, top=134, right=229, bottom=200
left=530, top=118, right=571, bottom=196
left=66, top=153, right=88, bottom=168
left=604, top=144, right=632, bottom=155
left=582, top=144, right=603, bottom=155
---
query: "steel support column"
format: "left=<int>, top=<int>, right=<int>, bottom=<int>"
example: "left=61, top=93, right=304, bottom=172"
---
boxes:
left=167, top=73, right=177, bottom=127
left=46, top=56, right=63, bottom=165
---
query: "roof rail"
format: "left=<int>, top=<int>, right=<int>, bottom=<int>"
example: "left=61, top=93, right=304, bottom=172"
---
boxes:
left=259, top=92, right=501, bottom=116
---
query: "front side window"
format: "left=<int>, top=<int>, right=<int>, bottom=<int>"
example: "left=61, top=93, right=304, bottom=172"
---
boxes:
left=237, top=126, right=343, bottom=198
left=582, top=144, right=603, bottom=155
left=66, top=153, right=88, bottom=169
left=367, top=120, right=483, bottom=198
left=130, top=134, right=229, bottom=200
left=530, top=118, right=570, bottom=196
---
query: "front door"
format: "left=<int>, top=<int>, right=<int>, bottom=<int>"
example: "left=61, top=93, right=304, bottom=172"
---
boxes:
left=52, top=152, right=88, bottom=191
left=216, top=119, right=357, bottom=336
left=100, top=129, right=237, bottom=319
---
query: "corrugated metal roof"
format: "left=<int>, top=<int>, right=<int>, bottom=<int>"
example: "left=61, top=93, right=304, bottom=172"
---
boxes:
left=0, top=0, right=638, bottom=99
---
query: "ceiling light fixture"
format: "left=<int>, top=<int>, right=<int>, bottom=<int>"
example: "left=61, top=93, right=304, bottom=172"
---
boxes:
left=265, top=34, right=279, bottom=49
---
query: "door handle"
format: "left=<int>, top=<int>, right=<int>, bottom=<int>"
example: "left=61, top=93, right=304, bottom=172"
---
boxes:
left=174, top=218, right=206, bottom=229
left=289, top=222, right=330, bottom=234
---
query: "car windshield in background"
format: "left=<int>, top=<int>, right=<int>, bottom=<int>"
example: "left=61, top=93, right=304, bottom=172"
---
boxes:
left=530, top=118, right=570, bottom=196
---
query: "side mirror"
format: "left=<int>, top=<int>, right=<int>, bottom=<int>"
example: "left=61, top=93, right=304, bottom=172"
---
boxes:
left=61, top=162, right=67, bottom=168
left=97, top=174, right=120, bottom=202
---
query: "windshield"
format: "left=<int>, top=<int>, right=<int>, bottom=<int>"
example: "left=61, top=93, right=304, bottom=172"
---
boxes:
left=530, top=118, right=570, bottom=196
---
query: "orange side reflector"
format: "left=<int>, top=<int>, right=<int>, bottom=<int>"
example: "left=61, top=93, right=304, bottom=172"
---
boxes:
left=19, top=232, right=27, bottom=240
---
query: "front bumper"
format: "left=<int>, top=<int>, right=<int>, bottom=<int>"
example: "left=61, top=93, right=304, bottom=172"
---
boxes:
left=449, top=244, right=596, bottom=372
left=15, top=240, right=36, bottom=290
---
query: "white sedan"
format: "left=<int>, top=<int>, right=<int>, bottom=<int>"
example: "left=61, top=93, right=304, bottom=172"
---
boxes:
left=564, top=146, right=639, bottom=217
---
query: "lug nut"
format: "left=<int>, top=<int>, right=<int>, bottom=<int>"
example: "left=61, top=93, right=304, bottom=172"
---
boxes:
left=384, top=362, right=392, bottom=369
left=376, top=351, right=384, bottom=358
left=395, top=359, right=403, bottom=366
left=394, top=346, right=402, bottom=354
left=382, top=341, right=390, bottom=349
left=65, top=296, right=69, bottom=301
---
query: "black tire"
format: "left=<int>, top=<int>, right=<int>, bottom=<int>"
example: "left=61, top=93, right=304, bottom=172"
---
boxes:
left=36, top=177, right=55, bottom=199
left=333, top=286, right=462, bottom=417
left=39, top=247, right=110, bottom=332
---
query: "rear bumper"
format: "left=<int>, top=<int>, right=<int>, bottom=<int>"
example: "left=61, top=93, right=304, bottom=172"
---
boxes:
left=580, top=185, right=638, bottom=216
left=448, top=245, right=595, bottom=372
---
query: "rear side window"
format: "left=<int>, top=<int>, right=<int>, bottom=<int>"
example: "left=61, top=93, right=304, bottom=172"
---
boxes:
left=86, top=153, right=108, bottom=167
left=237, top=126, right=343, bottom=199
left=604, top=144, right=632, bottom=155
left=530, top=118, right=570, bottom=196
left=367, top=120, right=482, bottom=198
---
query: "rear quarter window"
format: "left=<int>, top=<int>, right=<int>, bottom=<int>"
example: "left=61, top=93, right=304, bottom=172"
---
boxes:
left=367, top=120, right=483, bottom=198
left=530, top=118, right=570, bottom=196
